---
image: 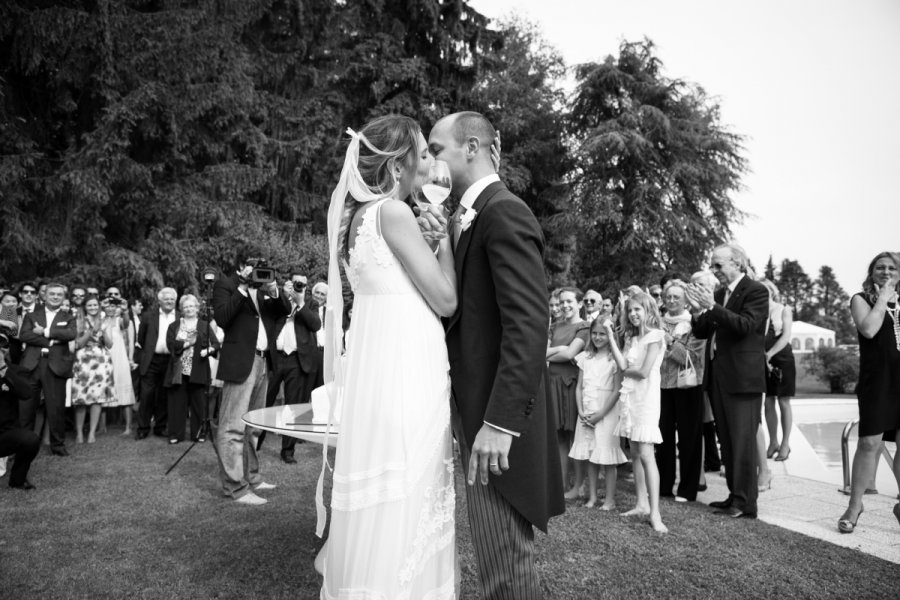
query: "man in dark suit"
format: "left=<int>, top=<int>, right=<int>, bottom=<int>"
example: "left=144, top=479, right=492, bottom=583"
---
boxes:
left=265, top=273, right=321, bottom=464
left=687, top=244, right=769, bottom=519
left=18, top=282, right=77, bottom=456
left=213, top=258, right=290, bottom=505
left=429, top=112, right=564, bottom=599
left=135, top=287, right=178, bottom=439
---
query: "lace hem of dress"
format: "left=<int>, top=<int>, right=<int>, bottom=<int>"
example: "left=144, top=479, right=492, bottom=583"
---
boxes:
left=397, top=477, right=456, bottom=589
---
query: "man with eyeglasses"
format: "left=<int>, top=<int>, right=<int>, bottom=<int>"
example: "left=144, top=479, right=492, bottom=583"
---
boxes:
left=17, top=284, right=39, bottom=314
left=686, top=244, right=768, bottom=520
left=582, top=290, right=602, bottom=321
left=18, top=282, right=78, bottom=456
left=70, top=287, right=87, bottom=311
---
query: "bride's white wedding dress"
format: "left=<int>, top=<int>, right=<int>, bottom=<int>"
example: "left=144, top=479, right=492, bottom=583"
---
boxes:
left=320, top=199, right=457, bottom=600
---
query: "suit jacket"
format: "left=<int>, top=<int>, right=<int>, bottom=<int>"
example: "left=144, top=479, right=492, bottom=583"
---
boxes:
left=446, top=181, right=564, bottom=532
left=213, top=273, right=290, bottom=383
left=1, top=363, right=32, bottom=433
left=691, top=275, right=769, bottom=394
left=164, top=318, right=220, bottom=386
left=136, top=308, right=180, bottom=375
left=18, top=308, right=78, bottom=377
left=272, top=299, right=321, bottom=373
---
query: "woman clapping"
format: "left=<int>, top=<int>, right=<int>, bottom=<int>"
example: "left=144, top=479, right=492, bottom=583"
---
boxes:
left=165, top=295, right=218, bottom=444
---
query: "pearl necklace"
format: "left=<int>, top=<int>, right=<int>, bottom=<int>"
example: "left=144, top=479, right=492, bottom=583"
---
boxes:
left=887, top=302, right=900, bottom=351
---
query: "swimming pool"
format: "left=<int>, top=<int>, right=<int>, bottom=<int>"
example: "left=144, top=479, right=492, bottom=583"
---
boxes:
left=789, top=398, right=897, bottom=495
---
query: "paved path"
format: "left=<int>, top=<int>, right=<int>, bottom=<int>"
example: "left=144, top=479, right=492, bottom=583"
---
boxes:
left=696, top=397, right=900, bottom=564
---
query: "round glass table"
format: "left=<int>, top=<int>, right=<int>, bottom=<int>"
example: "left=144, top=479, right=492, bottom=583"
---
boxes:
left=242, top=404, right=339, bottom=447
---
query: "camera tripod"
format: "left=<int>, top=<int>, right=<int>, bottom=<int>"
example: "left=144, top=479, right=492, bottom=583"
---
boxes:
left=164, top=390, right=221, bottom=476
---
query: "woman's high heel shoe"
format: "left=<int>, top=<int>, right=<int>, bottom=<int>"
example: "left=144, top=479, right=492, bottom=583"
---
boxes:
left=758, top=471, right=773, bottom=492
left=766, top=445, right=778, bottom=459
left=774, top=448, right=791, bottom=462
left=838, top=506, right=863, bottom=534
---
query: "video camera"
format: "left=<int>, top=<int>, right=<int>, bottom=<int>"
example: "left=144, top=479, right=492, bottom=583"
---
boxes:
left=241, top=258, right=276, bottom=287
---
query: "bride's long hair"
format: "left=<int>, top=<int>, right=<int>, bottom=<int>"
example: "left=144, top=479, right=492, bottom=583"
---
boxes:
left=336, top=115, right=421, bottom=259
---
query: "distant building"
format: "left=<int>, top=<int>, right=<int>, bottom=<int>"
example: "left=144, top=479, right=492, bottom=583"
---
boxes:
left=791, top=320, right=836, bottom=353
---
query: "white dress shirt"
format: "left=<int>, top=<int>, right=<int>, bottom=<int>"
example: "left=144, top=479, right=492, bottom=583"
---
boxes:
left=155, top=309, right=176, bottom=354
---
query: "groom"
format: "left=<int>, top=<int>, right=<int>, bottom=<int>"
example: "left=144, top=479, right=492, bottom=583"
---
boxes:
left=429, top=112, right=564, bottom=599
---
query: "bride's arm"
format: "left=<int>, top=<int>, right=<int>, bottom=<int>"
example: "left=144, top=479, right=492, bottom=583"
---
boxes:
left=380, top=200, right=457, bottom=317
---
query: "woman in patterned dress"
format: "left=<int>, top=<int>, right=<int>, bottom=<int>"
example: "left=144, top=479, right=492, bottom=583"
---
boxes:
left=71, top=296, right=115, bottom=443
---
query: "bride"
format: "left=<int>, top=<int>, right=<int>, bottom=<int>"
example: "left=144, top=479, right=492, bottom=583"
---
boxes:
left=319, top=115, right=459, bottom=599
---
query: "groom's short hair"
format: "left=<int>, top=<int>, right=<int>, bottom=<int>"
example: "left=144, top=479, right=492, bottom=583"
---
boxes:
left=451, top=112, right=495, bottom=148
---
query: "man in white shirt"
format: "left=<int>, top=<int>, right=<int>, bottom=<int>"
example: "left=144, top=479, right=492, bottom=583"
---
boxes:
left=135, top=288, right=178, bottom=439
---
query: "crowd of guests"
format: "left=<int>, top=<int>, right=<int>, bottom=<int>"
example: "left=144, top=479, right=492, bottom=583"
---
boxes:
left=2, top=248, right=898, bottom=535
left=0, top=275, right=331, bottom=492
left=544, top=245, right=900, bottom=534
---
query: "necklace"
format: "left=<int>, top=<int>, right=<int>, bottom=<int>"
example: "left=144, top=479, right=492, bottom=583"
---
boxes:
left=887, top=303, right=900, bottom=351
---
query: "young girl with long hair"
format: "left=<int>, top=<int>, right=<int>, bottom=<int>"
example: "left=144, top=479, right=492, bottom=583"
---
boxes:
left=608, top=291, right=668, bottom=533
left=566, top=317, right=628, bottom=509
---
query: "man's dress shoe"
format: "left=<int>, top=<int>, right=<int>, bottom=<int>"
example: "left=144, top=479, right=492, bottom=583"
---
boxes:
left=51, top=447, right=69, bottom=457
left=715, top=506, right=757, bottom=519
left=708, top=498, right=732, bottom=509
left=9, top=480, right=36, bottom=490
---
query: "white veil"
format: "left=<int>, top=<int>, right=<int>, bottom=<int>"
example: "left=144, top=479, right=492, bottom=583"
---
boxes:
left=315, top=127, right=396, bottom=537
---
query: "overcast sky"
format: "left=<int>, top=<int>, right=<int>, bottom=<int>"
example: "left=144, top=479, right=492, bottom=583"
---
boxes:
left=468, top=0, right=899, bottom=292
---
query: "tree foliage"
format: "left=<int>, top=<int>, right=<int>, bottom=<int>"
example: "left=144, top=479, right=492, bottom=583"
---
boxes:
left=1, top=7, right=748, bottom=303
left=0, top=0, right=504, bottom=300
left=565, top=39, right=747, bottom=291
left=772, top=259, right=854, bottom=343
left=776, top=259, right=813, bottom=318
left=464, top=16, right=573, bottom=285
left=805, top=347, right=859, bottom=394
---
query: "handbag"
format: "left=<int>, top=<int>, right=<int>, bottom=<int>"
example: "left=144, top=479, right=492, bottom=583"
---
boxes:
left=676, top=352, right=698, bottom=389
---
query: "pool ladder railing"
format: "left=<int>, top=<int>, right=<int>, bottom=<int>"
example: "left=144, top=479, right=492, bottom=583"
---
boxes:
left=840, top=419, right=895, bottom=495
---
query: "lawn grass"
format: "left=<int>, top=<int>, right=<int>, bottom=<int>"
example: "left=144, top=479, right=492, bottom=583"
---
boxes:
left=1, top=428, right=896, bottom=599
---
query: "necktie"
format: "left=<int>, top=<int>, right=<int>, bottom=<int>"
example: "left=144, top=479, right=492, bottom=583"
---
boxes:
left=710, top=288, right=731, bottom=360
left=452, top=205, right=466, bottom=249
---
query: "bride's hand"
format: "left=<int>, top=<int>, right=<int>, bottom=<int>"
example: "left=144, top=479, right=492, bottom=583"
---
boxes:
left=414, top=204, right=448, bottom=244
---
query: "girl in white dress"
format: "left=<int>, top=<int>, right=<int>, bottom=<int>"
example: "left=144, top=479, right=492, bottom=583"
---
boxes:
left=319, top=116, right=458, bottom=599
left=608, top=292, right=668, bottom=533
left=567, top=318, right=628, bottom=508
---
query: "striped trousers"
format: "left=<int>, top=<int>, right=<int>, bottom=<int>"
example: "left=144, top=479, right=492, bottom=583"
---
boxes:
left=457, top=434, right=541, bottom=599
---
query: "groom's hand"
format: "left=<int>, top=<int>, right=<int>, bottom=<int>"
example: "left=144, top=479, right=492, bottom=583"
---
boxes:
left=467, top=425, right=512, bottom=486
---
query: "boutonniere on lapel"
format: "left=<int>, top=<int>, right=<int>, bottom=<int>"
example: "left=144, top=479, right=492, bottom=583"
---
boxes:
left=458, top=207, right=478, bottom=232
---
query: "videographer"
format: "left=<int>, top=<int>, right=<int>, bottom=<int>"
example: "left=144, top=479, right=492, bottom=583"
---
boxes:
left=267, top=273, right=321, bottom=465
left=213, top=256, right=290, bottom=506
left=0, top=339, right=41, bottom=489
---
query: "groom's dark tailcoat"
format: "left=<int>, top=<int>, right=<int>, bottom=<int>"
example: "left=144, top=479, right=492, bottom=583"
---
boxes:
left=691, top=275, right=768, bottom=513
left=446, top=181, right=565, bottom=533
